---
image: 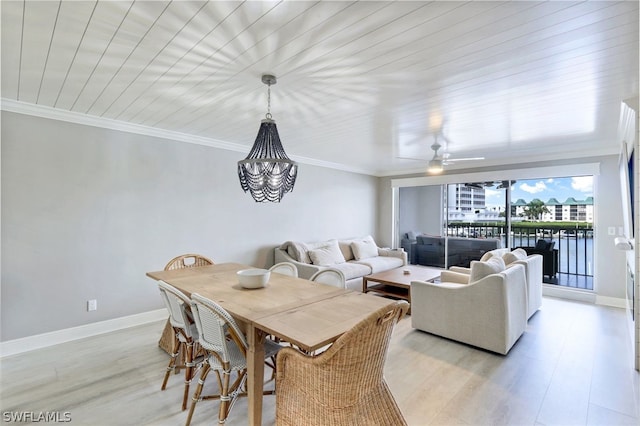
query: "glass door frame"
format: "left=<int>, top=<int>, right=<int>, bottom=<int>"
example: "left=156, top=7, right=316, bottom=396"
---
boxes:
left=391, top=163, right=600, bottom=269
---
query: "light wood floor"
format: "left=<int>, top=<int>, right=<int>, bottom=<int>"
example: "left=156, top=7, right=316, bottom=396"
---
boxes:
left=1, top=297, right=638, bottom=425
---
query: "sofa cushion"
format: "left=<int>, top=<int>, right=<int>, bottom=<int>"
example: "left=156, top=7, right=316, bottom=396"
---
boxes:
left=469, top=257, right=506, bottom=283
left=333, top=262, right=372, bottom=280
left=351, top=239, right=378, bottom=260
left=416, top=236, right=444, bottom=246
left=308, top=240, right=346, bottom=266
left=351, top=256, right=403, bottom=273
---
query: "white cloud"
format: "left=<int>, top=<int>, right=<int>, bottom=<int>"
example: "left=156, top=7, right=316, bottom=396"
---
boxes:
left=546, top=178, right=554, bottom=183
left=571, top=176, right=593, bottom=192
left=519, top=181, right=547, bottom=194
left=485, top=188, right=501, bottom=198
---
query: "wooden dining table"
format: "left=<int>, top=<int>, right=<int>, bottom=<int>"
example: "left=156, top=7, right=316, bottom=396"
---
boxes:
left=146, top=262, right=395, bottom=426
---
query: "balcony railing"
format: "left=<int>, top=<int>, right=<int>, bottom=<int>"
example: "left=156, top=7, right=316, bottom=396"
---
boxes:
left=446, top=223, right=593, bottom=290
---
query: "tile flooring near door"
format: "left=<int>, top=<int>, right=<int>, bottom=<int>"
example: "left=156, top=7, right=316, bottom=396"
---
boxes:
left=1, top=297, right=638, bottom=425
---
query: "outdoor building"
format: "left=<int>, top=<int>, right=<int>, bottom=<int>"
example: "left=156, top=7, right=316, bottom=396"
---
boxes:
left=511, top=199, right=529, bottom=219
left=447, top=184, right=486, bottom=213
left=539, top=197, right=594, bottom=222
left=512, top=197, right=594, bottom=223
left=451, top=194, right=594, bottom=224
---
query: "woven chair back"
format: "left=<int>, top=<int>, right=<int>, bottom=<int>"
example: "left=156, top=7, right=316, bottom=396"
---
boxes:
left=309, top=268, right=345, bottom=288
left=164, top=254, right=214, bottom=271
left=269, top=262, right=298, bottom=277
left=316, top=301, right=408, bottom=406
left=190, top=293, right=249, bottom=361
left=157, top=281, right=195, bottom=339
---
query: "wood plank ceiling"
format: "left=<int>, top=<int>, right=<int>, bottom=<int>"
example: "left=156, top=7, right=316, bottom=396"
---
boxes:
left=2, top=1, right=638, bottom=176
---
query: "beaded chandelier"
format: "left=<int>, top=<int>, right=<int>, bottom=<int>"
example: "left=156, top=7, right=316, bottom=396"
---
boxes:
left=237, top=75, right=297, bottom=202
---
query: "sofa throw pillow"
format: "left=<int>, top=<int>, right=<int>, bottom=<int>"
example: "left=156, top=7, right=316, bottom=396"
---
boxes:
left=284, top=241, right=312, bottom=264
left=512, top=248, right=528, bottom=259
left=480, top=251, right=495, bottom=262
left=338, top=240, right=355, bottom=261
left=469, top=257, right=506, bottom=283
left=502, top=252, right=519, bottom=265
left=351, top=239, right=378, bottom=260
left=308, top=240, right=346, bottom=266
left=503, top=247, right=529, bottom=265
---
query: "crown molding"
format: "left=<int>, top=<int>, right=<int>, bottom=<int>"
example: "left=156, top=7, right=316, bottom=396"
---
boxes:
left=1, top=99, right=376, bottom=176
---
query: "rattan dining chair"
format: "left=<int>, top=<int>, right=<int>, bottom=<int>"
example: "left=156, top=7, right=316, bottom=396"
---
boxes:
left=309, top=268, right=346, bottom=288
left=159, top=254, right=214, bottom=359
left=275, top=300, right=410, bottom=426
left=186, top=293, right=283, bottom=425
left=164, top=253, right=215, bottom=270
left=269, top=262, right=298, bottom=277
left=157, top=281, right=203, bottom=411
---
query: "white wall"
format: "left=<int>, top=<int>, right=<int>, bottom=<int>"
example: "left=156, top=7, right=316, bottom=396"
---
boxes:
left=594, top=155, right=630, bottom=301
left=1, top=111, right=378, bottom=341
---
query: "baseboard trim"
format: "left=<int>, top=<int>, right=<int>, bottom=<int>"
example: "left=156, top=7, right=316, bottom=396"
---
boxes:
left=0, top=309, right=167, bottom=358
left=542, top=285, right=597, bottom=303
left=595, top=295, right=628, bottom=309
left=542, top=286, right=628, bottom=309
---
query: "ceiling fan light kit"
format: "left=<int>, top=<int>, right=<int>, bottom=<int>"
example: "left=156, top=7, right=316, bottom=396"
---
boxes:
left=427, top=159, right=444, bottom=174
left=238, top=74, right=298, bottom=203
left=427, top=140, right=444, bottom=174
left=404, top=132, right=486, bottom=174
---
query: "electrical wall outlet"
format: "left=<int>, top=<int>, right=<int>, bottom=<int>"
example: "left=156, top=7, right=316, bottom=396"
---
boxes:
left=608, top=227, right=616, bottom=236
left=87, top=299, right=97, bottom=311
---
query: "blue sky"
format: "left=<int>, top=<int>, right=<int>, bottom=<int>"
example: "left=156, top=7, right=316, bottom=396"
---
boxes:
left=485, top=177, right=593, bottom=208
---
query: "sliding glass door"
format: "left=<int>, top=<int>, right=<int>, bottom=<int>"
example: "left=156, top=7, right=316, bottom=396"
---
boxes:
left=396, top=174, right=594, bottom=290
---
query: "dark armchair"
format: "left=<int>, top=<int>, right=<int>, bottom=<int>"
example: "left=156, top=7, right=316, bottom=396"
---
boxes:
left=400, top=233, right=418, bottom=264
left=519, top=239, right=558, bottom=279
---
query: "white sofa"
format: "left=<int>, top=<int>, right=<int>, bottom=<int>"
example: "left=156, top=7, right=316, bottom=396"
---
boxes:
left=411, top=260, right=528, bottom=355
left=450, top=248, right=543, bottom=319
left=274, top=236, right=407, bottom=291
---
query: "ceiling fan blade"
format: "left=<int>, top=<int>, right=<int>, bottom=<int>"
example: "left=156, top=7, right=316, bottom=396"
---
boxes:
left=396, top=156, right=429, bottom=162
left=464, top=183, right=484, bottom=189
left=445, top=156, right=485, bottom=162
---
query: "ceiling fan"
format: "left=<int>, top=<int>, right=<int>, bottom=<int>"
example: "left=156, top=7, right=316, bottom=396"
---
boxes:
left=465, top=180, right=514, bottom=189
left=398, top=133, right=485, bottom=174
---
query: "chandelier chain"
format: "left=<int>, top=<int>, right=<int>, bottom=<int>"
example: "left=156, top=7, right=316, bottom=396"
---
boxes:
left=266, top=83, right=272, bottom=120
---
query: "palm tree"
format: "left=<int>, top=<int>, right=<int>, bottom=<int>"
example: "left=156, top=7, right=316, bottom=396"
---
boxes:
left=522, top=200, right=550, bottom=220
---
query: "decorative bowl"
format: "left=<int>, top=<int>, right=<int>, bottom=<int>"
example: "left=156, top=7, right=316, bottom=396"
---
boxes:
left=237, top=269, right=270, bottom=289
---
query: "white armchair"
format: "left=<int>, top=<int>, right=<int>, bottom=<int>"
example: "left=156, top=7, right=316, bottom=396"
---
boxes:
left=504, top=252, right=543, bottom=319
left=448, top=249, right=543, bottom=319
left=411, top=263, right=528, bottom=355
